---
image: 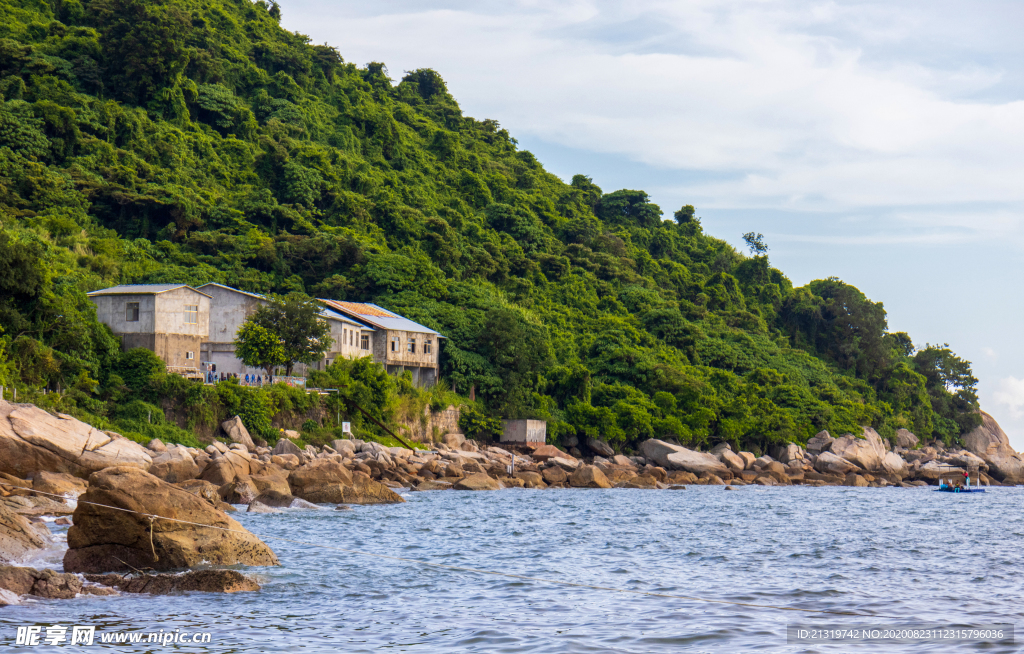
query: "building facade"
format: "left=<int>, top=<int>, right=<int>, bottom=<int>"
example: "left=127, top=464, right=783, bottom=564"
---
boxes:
left=319, top=300, right=443, bottom=387
left=318, top=311, right=375, bottom=370
left=87, top=284, right=211, bottom=377
left=196, top=283, right=267, bottom=377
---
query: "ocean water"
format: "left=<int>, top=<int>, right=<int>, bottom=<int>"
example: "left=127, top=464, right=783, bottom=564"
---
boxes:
left=4, top=485, right=1022, bottom=653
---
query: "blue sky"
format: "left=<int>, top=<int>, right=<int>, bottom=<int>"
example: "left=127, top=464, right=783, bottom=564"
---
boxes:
left=280, top=0, right=1024, bottom=448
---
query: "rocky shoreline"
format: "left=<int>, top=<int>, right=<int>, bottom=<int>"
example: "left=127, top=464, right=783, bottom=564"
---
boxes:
left=1, top=398, right=1022, bottom=605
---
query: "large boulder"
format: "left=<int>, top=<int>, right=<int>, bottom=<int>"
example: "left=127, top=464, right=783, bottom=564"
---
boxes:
left=829, top=428, right=885, bottom=472
left=31, top=471, right=88, bottom=499
left=813, top=451, right=859, bottom=476
left=0, top=502, right=53, bottom=564
left=85, top=569, right=260, bottom=594
left=531, top=444, right=563, bottom=462
left=843, top=473, right=869, bottom=487
left=453, top=473, right=502, bottom=491
left=0, top=401, right=151, bottom=479
left=640, top=439, right=729, bottom=476
left=880, top=452, right=909, bottom=479
left=0, top=565, right=85, bottom=599
left=200, top=451, right=252, bottom=486
left=289, top=460, right=404, bottom=504
left=514, top=471, right=547, bottom=489
left=895, top=429, right=919, bottom=449
left=148, top=447, right=203, bottom=483
left=737, top=452, right=756, bottom=469
left=638, top=442, right=729, bottom=478
left=718, top=450, right=746, bottom=474
left=541, top=466, right=568, bottom=484
left=63, top=466, right=279, bottom=573
left=640, top=439, right=685, bottom=469
left=770, top=442, right=804, bottom=464
left=272, top=438, right=302, bottom=457
left=288, top=459, right=353, bottom=501
left=962, top=412, right=1024, bottom=483
left=806, top=431, right=834, bottom=455
left=585, top=437, right=614, bottom=458
left=221, top=416, right=255, bottom=450
left=569, top=464, right=612, bottom=489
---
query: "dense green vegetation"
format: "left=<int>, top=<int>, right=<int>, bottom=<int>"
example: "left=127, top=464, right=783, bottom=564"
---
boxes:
left=0, top=0, right=981, bottom=453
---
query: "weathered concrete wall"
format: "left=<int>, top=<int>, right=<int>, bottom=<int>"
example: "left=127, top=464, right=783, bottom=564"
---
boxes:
left=377, top=329, right=439, bottom=386
left=202, top=285, right=264, bottom=345
left=198, top=285, right=265, bottom=376
left=91, top=294, right=157, bottom=335
left=154, top=287, right=209, bottom=338
left=154, top=334, right=206, bottom=369
left=381, top=329, right=439, bottom=368
left=501, top=420, right=547, bottom=443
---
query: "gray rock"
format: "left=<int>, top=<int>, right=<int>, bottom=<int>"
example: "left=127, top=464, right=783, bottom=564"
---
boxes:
left=0, top=400, right=151, bottom=478
left=0, top=503, right=52, bottom=564
left=962, top=412, right=1024, bottom=483
left=896, top=429, right=919, bottom=449
left=806, top=430, right=834, bottom=455
left=770, top=442, right=804, bottom=464
left=830, top=427, right=886, bottom=472
left=718, top=449, right=746, bottom=473
left=814, top=451, right=859, bottom=476
left=331, top=439, right=356, bottom=455
left=273, top=438, right=302, bottom=457
left=148, top=448, right=202, bottom=484
left=586, top=437, right=614, bottom=457
left=881, top=452, right=909, bottom=479
left=710, top=442, right=732, bottom=454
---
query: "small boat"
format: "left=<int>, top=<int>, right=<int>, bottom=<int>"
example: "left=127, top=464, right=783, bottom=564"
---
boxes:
left=934, top=464, right=986, bottom=493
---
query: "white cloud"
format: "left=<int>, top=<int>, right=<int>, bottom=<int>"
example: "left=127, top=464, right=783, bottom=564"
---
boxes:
left=281, top=0, right=1024, bottom=240
left=993, top=377, right=1024, bottom=419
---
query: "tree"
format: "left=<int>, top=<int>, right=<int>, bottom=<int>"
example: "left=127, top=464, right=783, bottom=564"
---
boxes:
left=240, top=293, right=333, bottom=377
left=743, top=232, right=768, bottom=256
left=674, top=205, right=697, bottom=224
left=234, top=322, right=285, bottom=381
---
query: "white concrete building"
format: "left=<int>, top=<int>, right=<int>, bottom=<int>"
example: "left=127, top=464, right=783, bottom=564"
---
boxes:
left=87, top=284, right=211, bottom=378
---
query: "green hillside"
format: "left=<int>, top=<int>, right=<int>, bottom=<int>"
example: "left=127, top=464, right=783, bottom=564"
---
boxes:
left=0, top=0, right=981, bottom=452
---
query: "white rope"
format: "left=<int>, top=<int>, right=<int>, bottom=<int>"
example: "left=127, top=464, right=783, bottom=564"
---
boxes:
left=3, top=481, right=890, bottom=617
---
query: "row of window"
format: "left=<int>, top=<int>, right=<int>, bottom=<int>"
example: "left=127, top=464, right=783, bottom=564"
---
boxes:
left=341, top=328, right=371, bottom=350
left=124, top=303, right=430, bottom=357
left=391, top=337, right=432, bottom=354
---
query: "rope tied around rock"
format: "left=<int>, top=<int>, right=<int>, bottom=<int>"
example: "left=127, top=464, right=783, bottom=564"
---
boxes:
left=1, top=480, right=898, bottom=618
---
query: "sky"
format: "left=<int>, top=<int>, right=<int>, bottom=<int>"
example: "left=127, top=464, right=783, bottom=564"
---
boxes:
left=279, top=0, right=1024, bottom=448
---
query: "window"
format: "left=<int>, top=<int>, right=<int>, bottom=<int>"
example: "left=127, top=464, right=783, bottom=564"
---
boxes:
left=184, top=305, right=199, bottom=324
left=125, top=302, right=140, bottom=322
left=424, top=339, right=433, bottom=354
left=186, top=351, right=194, bottom=360
left=391, top=336, right=400, bottom=352
left=361, top=334, right=370, bottom=350
left=408, top=338, right=416, bottom=353
left=350, top=330, right=354, bottom=346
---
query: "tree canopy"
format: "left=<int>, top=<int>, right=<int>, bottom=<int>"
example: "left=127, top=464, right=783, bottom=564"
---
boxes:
left=0, top=0, right=982, bottom=452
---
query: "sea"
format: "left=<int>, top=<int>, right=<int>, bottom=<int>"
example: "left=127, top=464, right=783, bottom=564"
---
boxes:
left=4, top=485, right=1022, bottom=653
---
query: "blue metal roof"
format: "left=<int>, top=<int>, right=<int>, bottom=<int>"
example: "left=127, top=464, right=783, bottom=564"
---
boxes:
left=87, top=284, right=211, bottom=297
left=318, top=300, right=444, bottom=337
